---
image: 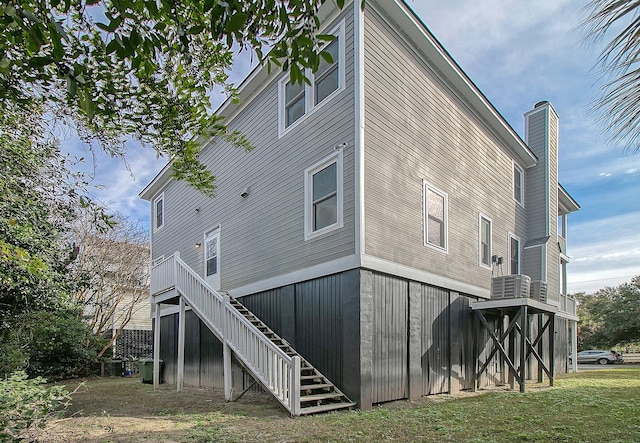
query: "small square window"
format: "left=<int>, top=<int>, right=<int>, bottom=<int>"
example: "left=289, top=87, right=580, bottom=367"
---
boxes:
left=305, top=153, right=343, bottom=240
left=423, top=182, right=448, bottom=252
left=153, top=193, right=164, bottom=232
left=513, top=162, right=524, bottom=205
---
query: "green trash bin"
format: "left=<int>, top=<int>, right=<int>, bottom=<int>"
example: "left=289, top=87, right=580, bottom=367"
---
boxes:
left=139, top=359, right=162, bottom=384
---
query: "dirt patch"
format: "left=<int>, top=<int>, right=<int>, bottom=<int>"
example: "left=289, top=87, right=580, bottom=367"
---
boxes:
left=44, top=377, right=284, bottom=442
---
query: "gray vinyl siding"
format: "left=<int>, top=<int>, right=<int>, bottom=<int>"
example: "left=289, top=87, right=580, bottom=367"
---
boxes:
left=525, top=110, right=548, bottom=240
left=547, top=116, right=560, bottom=302
left=524, top=106, right=560, bottom=302
left=362, top=8, right=526, bottom=292
left=150, top=9, right=356, bottom=290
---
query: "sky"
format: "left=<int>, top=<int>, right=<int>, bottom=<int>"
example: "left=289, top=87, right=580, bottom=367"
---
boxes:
left=64, top=0, right=640, bottom=294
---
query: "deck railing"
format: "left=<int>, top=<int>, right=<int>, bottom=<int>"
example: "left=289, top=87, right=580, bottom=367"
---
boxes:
left=559, top=293, right=577, bottom=316
left=151, top=253, right=301, bottom=415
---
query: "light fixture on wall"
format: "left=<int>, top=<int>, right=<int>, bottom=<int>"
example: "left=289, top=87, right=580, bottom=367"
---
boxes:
left=240, top=186, right=251, bottom=198
left=195, top=242, right=202, bottom=248
left=334, top=142, right=348, bottom=151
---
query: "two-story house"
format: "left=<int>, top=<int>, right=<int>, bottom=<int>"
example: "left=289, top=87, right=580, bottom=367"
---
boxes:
left=140, top=0, right=579, bottom=415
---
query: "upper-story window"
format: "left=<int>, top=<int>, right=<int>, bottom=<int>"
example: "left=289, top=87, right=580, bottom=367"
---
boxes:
left=513, top=161, right=524, bottom=206
left=153, top=193, right=164, bottom=232
left=479, top=215, right=492, bottom=268
left=423, top=181, right=448, bottom=252
left=304, top=152, right=343, bottom=240
left=509, top=233, right=521, bottom=274
left=279, top=20, right=345, bottom=137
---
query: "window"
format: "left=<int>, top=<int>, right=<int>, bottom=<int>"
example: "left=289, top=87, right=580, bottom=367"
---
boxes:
left=153, top=193, right=164, bottom=231
left=204, top=228, right=221, bottom=290
left=423, top=182, right=448, bottom=251
left=479, top=215, right=492, bottom=268
left=285, top=79, right=305, bottom=127
left=513, top=162, right=524, bottom=205
left=305, top=152, right=343, bottom=239
left=509, top=233, right=521, bottom=274
left=279, top=20, right=345, bottom=136
left=315, top=39, right=339, bottom=105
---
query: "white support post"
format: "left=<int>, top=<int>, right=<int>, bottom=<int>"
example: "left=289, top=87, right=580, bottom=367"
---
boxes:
left=290, top=356, right=301, bottom=416
left=176, top=297, right=185, bottom=392
left=571, top=320, right=578, bottom=372
left=223, top=294, right=233, bottom=401
left=153, top=302, right=161, bottom=390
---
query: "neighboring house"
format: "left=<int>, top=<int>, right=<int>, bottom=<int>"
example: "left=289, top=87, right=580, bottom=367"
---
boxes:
left=140, top=0, right=580, bottom=415
left=76, top=237, right=152, bottom=360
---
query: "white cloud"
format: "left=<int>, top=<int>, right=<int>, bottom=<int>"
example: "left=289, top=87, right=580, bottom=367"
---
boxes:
left=567, top=212, right=640, bottom=292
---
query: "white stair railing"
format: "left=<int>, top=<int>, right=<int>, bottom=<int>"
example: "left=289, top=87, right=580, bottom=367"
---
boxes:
left=150, top=253, right=301, bottom=415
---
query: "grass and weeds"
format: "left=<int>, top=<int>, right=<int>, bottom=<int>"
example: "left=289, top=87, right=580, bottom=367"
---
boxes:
left=46, top=367, right=640, bottom=442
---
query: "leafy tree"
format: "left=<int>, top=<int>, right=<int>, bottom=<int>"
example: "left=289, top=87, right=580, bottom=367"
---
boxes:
left=0, top=102, right=87, bottom=322
left=0, top=102, right=109, bottom=377
left=1, top=0, right=346, bottom=194
left=576, top=276, right=640, bottom=349
left=583, top=0, right=640, bottom=153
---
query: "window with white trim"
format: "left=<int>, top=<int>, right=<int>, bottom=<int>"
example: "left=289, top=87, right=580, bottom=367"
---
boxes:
left=513, top=161, right=524, bottom=205
left=509, top=233, right=521, bottom=274
left=279, top=20, right=345, bottom=136
left=304, top=152, right=343, bottom=239
left=423, top=182, right=448, bottom=251
left=479, top=215, right=492, bottom=268
left=153, top=193, right=164, bottom=231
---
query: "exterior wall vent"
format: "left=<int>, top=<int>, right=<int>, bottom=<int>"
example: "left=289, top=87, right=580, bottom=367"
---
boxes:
left=491, top=275, right=531, bottom=299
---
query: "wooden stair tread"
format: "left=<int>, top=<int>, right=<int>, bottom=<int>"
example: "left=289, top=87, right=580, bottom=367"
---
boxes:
left=300, top=374, right=322, bottom=380
left=300, top=392, right=342, bottom=402
left=299, top=402, right=355, bottom=415
left=300, top=383, right=333, bottom=390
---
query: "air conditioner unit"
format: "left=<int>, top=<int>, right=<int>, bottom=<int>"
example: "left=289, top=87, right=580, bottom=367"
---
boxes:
left=491, top=275, right=531, bottom=299
left=530, top=280, right=548, bottom=303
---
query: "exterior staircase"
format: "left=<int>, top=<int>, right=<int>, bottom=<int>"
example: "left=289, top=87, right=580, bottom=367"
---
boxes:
left=150, top=252, right=354, bottom=416
left=228, top=298, right=355, bottom=415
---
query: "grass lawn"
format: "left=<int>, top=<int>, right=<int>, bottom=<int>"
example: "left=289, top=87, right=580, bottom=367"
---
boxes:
left=46, top=367, right=640, bottom=442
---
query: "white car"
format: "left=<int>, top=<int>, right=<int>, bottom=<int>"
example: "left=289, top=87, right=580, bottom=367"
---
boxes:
left=570, top=350, right=621, bottom=365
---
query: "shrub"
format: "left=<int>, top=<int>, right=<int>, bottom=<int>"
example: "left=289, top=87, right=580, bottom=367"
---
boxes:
left=24, top=308, right=107, bottom=379
left=0, top=371, right=70, bottom=442
left=0, top=307, right=107, bottom=380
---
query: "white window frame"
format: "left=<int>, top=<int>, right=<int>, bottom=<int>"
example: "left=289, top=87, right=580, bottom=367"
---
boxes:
left=513, top=161, right=524, bottom=207
left=153, top=192, right=164, bottom=232
left=278, top=19, right=345, bottom=137
left=423, top=181, right=448, bottom=253
left=479, top=214, right=492, bottom=269
left=508, top=232, right=521, bottom=274
left=304, top=151, right=343, bottom=240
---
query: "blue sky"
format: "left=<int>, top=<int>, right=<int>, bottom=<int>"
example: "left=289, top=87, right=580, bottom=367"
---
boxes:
left=66, top=0, right=640, bottom=294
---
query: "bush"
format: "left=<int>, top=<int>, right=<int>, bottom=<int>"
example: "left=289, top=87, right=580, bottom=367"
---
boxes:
left=0, top=307, right=107, bottom=380
left=24, top=308, right=107, bottom=379
left=0, top=371, right=70, bottom=442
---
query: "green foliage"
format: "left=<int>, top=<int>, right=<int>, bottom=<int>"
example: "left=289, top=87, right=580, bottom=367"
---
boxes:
left=0, top=371, right=70, bottom=442
left=583, top=1, right=640, bottom=153
left=576, top=276, right=640, bottom=349
left=23, top=308, right=107, bottom=379
left=0, top=0, right=344, bottom=194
